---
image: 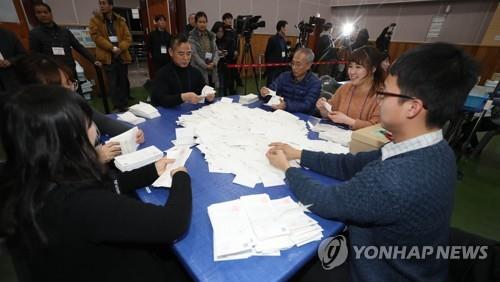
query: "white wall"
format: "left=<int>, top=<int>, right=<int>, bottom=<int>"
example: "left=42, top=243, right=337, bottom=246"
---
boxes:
left=43, top=0, right=140, bottom=26
left=185, top=0, right=332, bottom=36
left=329, top=0, right=497, bottom=44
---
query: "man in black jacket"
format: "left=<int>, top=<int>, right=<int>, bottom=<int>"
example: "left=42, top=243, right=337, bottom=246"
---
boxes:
left=151, top=34, right=215, bottom=107
left=183, top=13, right=196, bottom=36
left=147, top=14, right=172, bottom=76
left=29, top=3, right=101, bottom=90
left=0, top=28, right=26, bottom=92
left=265, top=20, right=288, bottom=86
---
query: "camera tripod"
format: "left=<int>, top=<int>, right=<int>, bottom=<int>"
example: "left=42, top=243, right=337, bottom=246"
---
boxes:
left=239, top=35, right=260, bottom=94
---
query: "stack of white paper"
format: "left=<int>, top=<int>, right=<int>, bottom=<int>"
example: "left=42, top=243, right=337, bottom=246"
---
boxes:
left=114, top=145, right=163, bottom=172
left=117, top=111, right=146, bottom=125
left=239, top=93, right=259, bottom=104
left=129, top=102, right=161, bottom=119
left=107, top=126, right=140, bottom=154
left=175, top=103, right=348, bottom=188
left=313, top=124, right=352, bottom=147
left=173, top=128, right=196, bottom=146
left=208, top=194, right=323, bottom=261
left=152, top=146, right=193, bottom=188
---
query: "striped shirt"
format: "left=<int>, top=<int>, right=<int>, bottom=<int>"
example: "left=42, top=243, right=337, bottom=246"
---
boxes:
left=381, top=130, right=443, bottom=161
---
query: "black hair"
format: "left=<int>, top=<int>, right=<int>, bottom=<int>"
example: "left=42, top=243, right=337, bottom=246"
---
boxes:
left=211, top=21, right=225, bottom=34
left=0, top=85, right=103, bottom=244
left=276, top=20, right=287, bottom=32
left=389, top=42, right=479, bottom=128
left=195, top=11, right=207, bottom=22
left=170, top=33, right=189, bottom=49
left=349, top=45, right=385, bottom=94
left=13, top=54, right=74, bottom=86
left=354, top=28, right=369, bottom=46
left=322, top=22, right=332, bottom=31
left=34, top=2, right=51, bottom=12
left=222, top=13, right=233, bottom=21
left=103, top=0, right=114, bottom=5
left=155, top=15, right=166, bottom=22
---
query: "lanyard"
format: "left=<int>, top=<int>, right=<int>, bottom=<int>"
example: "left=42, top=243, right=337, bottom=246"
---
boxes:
left=346, top=85, right=370, bottom=120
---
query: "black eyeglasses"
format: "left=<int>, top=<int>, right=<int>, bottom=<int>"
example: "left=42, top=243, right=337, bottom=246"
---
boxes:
left=376, top=91, right=427, bottom=109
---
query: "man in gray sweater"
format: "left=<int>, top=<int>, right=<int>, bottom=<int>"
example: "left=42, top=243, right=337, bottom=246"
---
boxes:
left=267, top=42, right=479, bottom=281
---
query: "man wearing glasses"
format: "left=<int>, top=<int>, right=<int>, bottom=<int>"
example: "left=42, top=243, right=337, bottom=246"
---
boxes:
left=266, top=43, right=479, bottom=281
left=259, top=48, right=321, bottom=114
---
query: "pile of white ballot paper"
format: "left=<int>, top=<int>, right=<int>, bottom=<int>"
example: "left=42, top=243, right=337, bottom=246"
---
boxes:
left=176, top=101, right=349, bottom=188
left=208, top=194, right=323, bottom=261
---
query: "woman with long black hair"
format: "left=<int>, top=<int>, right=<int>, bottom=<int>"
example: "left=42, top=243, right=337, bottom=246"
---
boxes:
left=0, top=85, right=192, bottom=282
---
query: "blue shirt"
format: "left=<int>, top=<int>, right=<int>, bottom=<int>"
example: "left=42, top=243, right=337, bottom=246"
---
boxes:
left=269, top=71, right=321, bottom=114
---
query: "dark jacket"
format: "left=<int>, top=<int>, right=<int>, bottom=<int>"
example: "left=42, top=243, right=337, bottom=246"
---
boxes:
left=316, top=32, right=335, bottom=61
left=222, top=26, right=238, bottom=62
left=0, top=28, right=26, bottom=91
left=29, top=23, right=95, bottom=69
left=264, top=33, right=287, bottom=64
left=151, top=62, right=206, bottom=108
left=268, top=71, right=321, bottom=114
left=10, top=164, right=192, bottom=282
left=147, top=29, right=171, bottom=69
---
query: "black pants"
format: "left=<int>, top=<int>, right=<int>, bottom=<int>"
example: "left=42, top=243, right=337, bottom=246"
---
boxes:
left=105, top=62, right=129, bottom=109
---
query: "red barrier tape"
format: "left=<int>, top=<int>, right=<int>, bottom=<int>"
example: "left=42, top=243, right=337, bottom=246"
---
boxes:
left=226, top=60, right=348, bottom=69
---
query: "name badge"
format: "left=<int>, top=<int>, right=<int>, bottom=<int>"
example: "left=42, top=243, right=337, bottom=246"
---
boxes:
left=281, top=51, right=286, bottom=58
left=109, top=36, right=118, bottom=43
left=52, top=47, right=65, bottom=56
left=161, top=45, right=167, bottom=54
left=205, top=52, right=213, bottom=61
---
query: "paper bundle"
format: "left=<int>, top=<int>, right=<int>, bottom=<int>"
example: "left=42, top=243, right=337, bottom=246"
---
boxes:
left=239, top=93, right=259, bottom=104
left=199, top=85, right=216, bottom=103
left=117, top=111, right=146, bottom=125
left=129, top=102, right=161, bottom=119
left=107, top=126, right=140, bottom=154
left=208, top=194, right=323, bottom=261
left=114, top=145, right=163, bottom=172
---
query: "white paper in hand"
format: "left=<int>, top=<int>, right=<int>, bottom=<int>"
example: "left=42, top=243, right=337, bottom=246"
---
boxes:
left=265, top=95, right=282, bottom=107
left=200, top=85, right=216, bottom=103
left=152, top=146, right=192, bottom=188
left=107, top=126, right=139, bottom=155
left=323, top=101, right=332, bottom=113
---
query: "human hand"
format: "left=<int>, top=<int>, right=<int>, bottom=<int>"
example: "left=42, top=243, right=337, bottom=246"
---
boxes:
left=96, top=142, right=121, bottom=163
left=135, top=129, right=145, bottom=144
left=260, top=87, right=270, bottom=97
left=268, top=142, right=302, bottom=160
left=181, top=92, right=203, bottom=104
left=328, top=111, right=355, bottom=126
left=155, top=157, right=175, bottom=175
left=266, top=148, right=291, bottom=171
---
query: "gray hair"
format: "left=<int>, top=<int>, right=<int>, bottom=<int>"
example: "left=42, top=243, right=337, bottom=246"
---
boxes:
left=294, top=48, right=315, bottom=64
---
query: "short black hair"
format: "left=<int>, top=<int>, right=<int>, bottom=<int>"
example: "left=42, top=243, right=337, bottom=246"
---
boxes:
left=104, top=0, right=114, bottom=5
left=276, top=20, right=287, bottom=32
left=389, top=42, right=479, bottom=128
left=211, top=21, right=224, bottom=34
left=195, top=11, right=207, bottom=23
left=34, top=2, right=51, bottom=12
left=170, top=33, right=189, bottom=49
left=222, top=13, right=233, bottom=21
left=154, top=15, right=166, bottom=22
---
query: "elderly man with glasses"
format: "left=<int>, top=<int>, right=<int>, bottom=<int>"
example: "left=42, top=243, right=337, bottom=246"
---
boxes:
left=259, top=48, right=321, bottom=114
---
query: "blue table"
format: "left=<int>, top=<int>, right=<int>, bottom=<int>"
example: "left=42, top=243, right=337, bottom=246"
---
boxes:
left=127, top=98, right=345, bottom=281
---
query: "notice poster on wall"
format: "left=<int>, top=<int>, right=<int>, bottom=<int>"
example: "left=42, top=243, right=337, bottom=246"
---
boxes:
left=426, top=15, right=446, bottom=40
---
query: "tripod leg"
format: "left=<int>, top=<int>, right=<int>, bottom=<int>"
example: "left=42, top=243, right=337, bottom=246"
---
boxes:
left=248, top=45, right=259, bottom=91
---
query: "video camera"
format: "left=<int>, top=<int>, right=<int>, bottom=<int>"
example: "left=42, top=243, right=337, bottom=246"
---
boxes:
left=296, top=16, right=324, bottom=34
left=235, top=15, right=266, bottom=38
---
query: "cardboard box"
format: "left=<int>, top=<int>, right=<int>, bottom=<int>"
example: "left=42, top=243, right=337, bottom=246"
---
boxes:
left=349, top=124, right=391, bottom=154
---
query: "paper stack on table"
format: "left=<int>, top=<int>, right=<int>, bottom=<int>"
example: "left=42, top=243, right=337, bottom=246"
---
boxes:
left=114, top=145, right=164, bottom=172
left=152, top=146, right=193, bottom=188
left=312, top=123, right=353, bottom=147
left=239, top=93, right=259, bottom=104
left=175, top=102, right=349, bottom=188
left=117, top=111, right=146, bottom=125
left=107, top=126, right=140, bottom=154
left=129, top=102, right=161, bottom=119
left=208, top=194, right=323, bottom=261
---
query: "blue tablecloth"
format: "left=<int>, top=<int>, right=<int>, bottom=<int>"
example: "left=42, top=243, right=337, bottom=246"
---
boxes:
left=126, top=98, right=345, bottom=281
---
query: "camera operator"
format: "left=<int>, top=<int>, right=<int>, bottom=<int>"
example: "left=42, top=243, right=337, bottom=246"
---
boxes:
left=315, top=22, right=335, bottom=76
left=222, top=13, right=240, bottom=92
left=264, top=20, right=288, bottom=86
left=376, top=23, right=396, bottom=53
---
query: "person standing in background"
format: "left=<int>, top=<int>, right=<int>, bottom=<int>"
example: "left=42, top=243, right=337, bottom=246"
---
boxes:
left=188, top=12, right=219, bottom=89
left=89, top=0, right=132, bottom=112
left=29, top=2, right=102, bottom=95
left=0, top=28, right=26, bottom=92
left=147, top=15, right=172, bottom=76
left=265, top=20, right=288, bottom=87
left=184, top=13, right=196, bottom=36
left=222, top=12, right=242, bottom=89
